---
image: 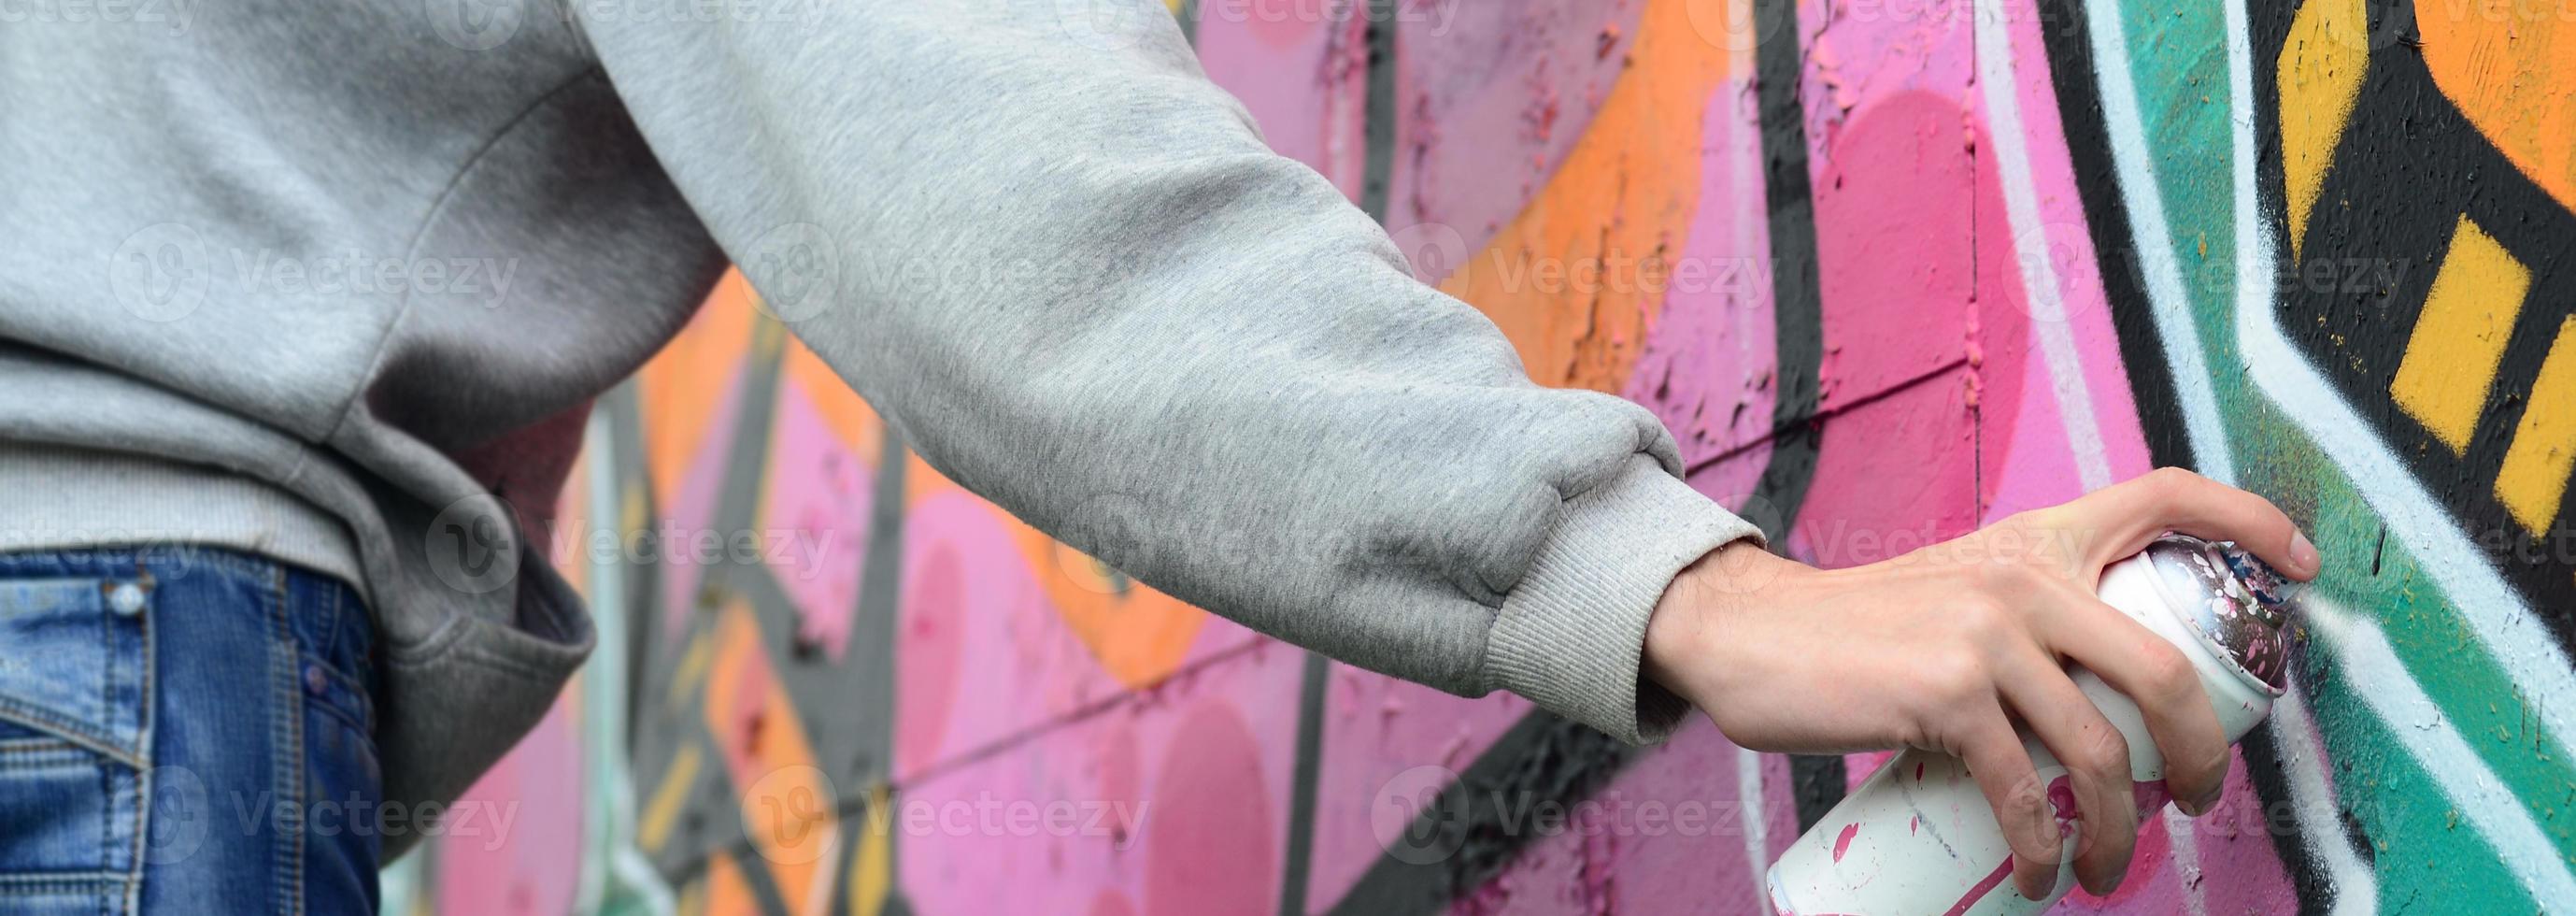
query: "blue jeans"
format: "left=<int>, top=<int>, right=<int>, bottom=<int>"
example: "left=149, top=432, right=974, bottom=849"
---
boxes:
left=0, top=547, right=380, bottom=913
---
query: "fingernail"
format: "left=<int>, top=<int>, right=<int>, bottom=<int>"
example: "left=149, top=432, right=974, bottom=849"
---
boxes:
left=2291, top=531, right=2321, bottom=576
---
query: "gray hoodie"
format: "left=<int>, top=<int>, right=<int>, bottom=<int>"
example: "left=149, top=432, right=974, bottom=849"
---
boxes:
left=0, top=0, right=1758, bottom=855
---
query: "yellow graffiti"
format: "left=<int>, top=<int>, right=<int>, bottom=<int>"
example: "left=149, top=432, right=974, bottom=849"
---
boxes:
left=2278, top=0, right=2367, bottom=260
left=638, top=743, right=704, bottom=854
left=2498, top=317, right=2576, bottom=536
left=669, top=629, right=715, bottom=710
left=847, top=783, right=894, bottom=916
left=2390, top=215, right=2529, bottom=454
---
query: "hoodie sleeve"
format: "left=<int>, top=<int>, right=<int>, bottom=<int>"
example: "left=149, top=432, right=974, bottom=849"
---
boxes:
left=573, top=0, right=1761, bottom=743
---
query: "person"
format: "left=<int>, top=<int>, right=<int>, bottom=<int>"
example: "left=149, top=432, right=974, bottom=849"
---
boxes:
left=0, top=1, right=2320, bottom=910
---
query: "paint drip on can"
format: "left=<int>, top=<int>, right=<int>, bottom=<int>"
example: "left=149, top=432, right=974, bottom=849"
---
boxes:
left=1765, top=535, right=2300, bottom=915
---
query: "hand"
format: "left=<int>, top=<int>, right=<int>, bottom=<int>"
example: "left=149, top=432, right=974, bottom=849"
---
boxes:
left=1643, top=468, right=2320, bottom=899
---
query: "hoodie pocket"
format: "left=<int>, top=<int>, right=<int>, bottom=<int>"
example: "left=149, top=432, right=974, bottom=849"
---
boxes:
left=373, top=561, right=593, bottom=861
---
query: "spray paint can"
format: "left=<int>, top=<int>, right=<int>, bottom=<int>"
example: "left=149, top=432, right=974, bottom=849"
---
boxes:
left=1765, top=535, right=2298, bottom=915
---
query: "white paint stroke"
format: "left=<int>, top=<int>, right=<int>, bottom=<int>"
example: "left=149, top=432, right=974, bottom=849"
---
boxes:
left=580, top=412, right=680, bottom=916
left=1739, top=746, right=1773, bottom=910
left=2268, top=680, right=2382, bottom=915
left=2306, top=600, right=2576, bottom=907
left=2213, top=0, right=2576, bottom=763
left=2078, top=0, right=2238, bottom=485
left=2160, top=806, right=2212, bottom=916
left=1975, top=0, right=2114, bottom=494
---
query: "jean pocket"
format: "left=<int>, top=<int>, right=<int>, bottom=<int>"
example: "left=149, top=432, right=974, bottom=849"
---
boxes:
left=0, top=578, right=148, bottom=760
left=0, top=737, right=136, bottom=875
left=0, top=577, right=146, bottom=908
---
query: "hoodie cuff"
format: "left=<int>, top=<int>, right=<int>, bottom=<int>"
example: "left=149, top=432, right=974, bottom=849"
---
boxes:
left=1483, top=455, right=1765, bottom=745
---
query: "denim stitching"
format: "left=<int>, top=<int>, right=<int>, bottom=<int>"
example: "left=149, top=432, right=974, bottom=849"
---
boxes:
left=266, top=564, right=305, bottom=916
left=94, top=584, right=108, bottom=772
left=0, top=872, right=126, bottom=895
left=0, top=546, right=274, bottom=584
left=0, top=736, right=86, bottom=756
left=321, top=580, right=343, bottom=677
left=296, top=580, right=373, bottom=729
left=0, top=703, right=139, bottom=768
left=94, top=736, right=109, bottom=916
left=122, top=572, right=156, bottom=913
left=287, top=572, right=306, bottom=916
left=0, top=745, right=89, bottom=772
left=304, top=675, right=372, bottom=737
left=100, top=576, right=121, bottom=896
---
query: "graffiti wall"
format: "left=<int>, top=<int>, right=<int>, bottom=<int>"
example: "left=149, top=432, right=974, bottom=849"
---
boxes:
left=389, top=0, right=2576, bottom=912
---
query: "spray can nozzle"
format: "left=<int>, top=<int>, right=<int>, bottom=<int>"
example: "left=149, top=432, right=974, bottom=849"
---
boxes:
left=2218, top=544, right=2302, bottom=611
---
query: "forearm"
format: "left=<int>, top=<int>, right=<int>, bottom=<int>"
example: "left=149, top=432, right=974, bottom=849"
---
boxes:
left=577, top=0, right=1762, bottom=741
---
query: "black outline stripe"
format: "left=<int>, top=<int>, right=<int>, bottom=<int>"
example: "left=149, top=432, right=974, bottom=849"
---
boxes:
left=2029, top=0, right=2198, bottom=474
left=1282, top=7, right=1406, bottom=912
left=1320, top=713, right=1642, bottom=915
left=1355, top=0, right=1400, bottom=224
left=1274, top=653, right=1332, bottom=916
left=1746, top=0, right=1842, bottom=834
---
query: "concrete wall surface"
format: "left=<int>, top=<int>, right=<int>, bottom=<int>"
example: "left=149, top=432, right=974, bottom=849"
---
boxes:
left=384, top=1, right=2576, bottom=912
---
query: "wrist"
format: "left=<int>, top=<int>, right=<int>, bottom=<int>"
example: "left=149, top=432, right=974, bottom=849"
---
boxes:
left=1643, top=538, right=1802, bottom=715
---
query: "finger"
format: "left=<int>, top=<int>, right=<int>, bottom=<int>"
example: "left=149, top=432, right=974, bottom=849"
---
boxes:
left=2037, top=590, right=2230, bottom=815
left=1955, top=708, right=2064, bottom=901
left=2075, top=468, right=2320, bottom=580
left=1995, top=646, right=2141, bottom=896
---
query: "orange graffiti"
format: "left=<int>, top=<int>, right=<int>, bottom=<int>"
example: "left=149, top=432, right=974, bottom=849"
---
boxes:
left=639, top=270, right=761, bottom=507
left=1437, top=0, right=1735, bottom=392
left=2419, top=0, right=2576, bottom=213
left=780, top=338, right=887, bottom=463
left=902, top=445, right=1208, bottom=687
left=1013, top=518, right=1210, bottom=689
left=702, top=600, right=841, bottom=910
